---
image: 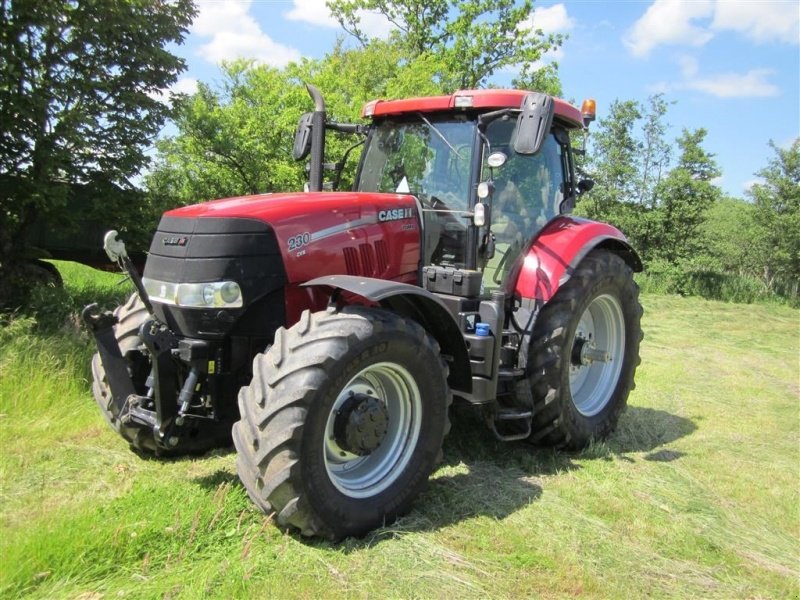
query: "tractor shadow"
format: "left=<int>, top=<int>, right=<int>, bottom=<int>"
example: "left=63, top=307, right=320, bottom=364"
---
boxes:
left=355, top=403, right=698, bottom=541
left=190, top=403, right=697, bottom=547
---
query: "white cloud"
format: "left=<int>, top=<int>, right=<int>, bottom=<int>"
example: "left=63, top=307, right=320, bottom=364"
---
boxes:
left=285, top=0, right=394, bottom=39
left=520, top=4, right=575, bottom=35
left=625, top=0, right=800, bottom=58
left=656, top=66, right=780, bottom=98
left=712, top=0, right=800, bottom=44
left=285, top=0, right=338, bottom=28
left=192, top=0, right=300, bottom=67
left=685, top=69, right=780, bottom=97
left=743, top=177, right=763, bottom=192
left=171, top=77, right=199, bottom=96
left=624, top=0, right=714, bottom=58
left=514, top=3, right=574, bottom=65
left=147, top=77, right=200, bottom=104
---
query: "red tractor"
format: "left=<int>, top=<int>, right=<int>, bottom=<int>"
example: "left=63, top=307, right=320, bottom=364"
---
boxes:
left=84, top=87, right=642, bottom=539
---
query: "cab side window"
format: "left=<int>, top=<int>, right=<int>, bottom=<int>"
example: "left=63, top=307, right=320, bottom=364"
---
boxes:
left=485, top=122, right=567, bottom=240
left=480, top=121, right=568, bottom=290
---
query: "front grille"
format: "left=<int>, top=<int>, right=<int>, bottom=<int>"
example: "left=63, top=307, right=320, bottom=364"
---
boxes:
left=143, top=216, right=287, bottom=339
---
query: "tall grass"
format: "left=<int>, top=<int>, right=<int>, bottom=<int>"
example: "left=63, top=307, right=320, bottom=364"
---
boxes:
left=1, top=262, right=798, bottom=599
left=635, top=261, right=788, bottom=305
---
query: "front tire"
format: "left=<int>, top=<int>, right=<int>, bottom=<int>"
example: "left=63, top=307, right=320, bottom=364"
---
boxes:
left=233, top=307, right=451, bottom=539
left=527, top=250, right=643, bottom=449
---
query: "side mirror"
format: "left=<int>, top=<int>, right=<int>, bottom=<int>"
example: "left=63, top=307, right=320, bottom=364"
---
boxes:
left=292, top=112, right=314, bottom=160
left=511, top=92, right=555, bottom=155
left=577, top=179, right=594, bottom=194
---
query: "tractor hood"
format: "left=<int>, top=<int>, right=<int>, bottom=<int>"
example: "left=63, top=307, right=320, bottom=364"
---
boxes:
left=159, top=191, right=422, bottom=285
left=164, top=190, right=416, bottom=226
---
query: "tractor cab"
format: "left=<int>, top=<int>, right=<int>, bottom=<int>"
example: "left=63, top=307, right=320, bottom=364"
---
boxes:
left=294, top=87, right=591, bottom=296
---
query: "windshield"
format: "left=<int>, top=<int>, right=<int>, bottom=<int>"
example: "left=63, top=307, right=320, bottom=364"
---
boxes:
left=357, top=118, right=475, bottom=212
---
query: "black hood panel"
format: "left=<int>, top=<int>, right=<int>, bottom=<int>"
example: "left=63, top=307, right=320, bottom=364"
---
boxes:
left=143, top=216, right=287, bottom=339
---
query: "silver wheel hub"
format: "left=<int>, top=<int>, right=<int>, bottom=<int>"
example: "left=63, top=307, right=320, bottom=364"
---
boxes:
left=324, top=362, right=421, bottom=498
left=569, top=294, right=625, bottom=417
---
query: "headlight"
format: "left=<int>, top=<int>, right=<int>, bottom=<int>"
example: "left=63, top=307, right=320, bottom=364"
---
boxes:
left=143, top=278, right=243, bottom=308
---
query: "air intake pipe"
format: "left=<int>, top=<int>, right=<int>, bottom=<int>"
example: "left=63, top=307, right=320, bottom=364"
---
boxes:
left=306, top=84, right=326, bottom=192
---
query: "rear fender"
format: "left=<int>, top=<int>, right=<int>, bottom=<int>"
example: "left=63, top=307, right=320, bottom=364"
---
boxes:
left=510, top=216, right=642, bottom=304
left=303, top=275, right=471, bottom=394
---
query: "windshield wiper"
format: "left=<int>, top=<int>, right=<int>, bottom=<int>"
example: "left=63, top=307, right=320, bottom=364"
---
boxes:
left=416, top=112, right=463, bottom=159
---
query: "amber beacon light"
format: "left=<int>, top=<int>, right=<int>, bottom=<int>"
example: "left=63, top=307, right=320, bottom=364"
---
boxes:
left=581, top=98, right=596, bottom=126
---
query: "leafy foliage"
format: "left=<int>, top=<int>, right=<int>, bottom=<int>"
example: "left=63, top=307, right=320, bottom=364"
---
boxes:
left=575, top=98, right=800, bottom=305
left=327, top=0, right=563, bottom=89
left=0, top=0, right=196, bottom=303
left=146, top=36, right=463, bottom=206
left=748, top=139, right=800, bottom=298
left=648, top=128, right=721, bottom=264
left=147, top=64, right=308, bottom=210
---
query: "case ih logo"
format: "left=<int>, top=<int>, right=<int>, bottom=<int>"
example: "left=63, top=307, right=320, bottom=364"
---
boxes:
left=378, top=208, right=415, bottom=222
left=162, top=236, right=188, bottom=247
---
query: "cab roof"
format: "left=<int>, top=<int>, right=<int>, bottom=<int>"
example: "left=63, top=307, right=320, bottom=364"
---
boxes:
left=362, top=89, right=584, bottom=129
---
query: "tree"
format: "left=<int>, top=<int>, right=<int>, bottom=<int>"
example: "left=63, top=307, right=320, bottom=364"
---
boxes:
left=637, top=94, right=672, bottom=207
left=576, top=99, right=646, bottom=246
left=700, top=196, right=763, bottom=279
left=649, top=128, right=720, bottom=263
left=580, top=99, right=642, bottom=216
left=748, top=139, right=800, bottom=296
left=327, top=0, right=564, bottom=89
left=147, top=63, right=308, bottom=209
left=147, top=38, right=458, bottom=206
left=0, top=0, right=195, bottom=297
left=512, top=61, right=563, bottom=97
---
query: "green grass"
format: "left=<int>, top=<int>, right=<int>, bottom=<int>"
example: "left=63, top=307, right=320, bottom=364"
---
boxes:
left=1, top=261, right=798, bottom=599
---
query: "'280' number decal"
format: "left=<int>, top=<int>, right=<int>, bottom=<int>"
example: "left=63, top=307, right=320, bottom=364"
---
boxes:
left=288, top=232, right=311, bottom=252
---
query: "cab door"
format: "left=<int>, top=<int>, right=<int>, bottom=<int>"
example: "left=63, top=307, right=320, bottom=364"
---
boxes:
left=480, top=120, right=570, bottom=292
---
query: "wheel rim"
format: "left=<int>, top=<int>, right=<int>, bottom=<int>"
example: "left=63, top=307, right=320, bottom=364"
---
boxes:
left=324, top=362, right=422, bottom=498
left=569, top=294, right=625, bottom=417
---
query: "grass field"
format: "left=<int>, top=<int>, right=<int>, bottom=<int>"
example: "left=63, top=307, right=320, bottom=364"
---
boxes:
left=1, top=261, right=798, bottom=599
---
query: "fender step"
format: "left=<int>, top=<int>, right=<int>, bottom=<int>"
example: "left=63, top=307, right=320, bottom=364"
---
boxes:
left=486, top=408, right=533, bottom=442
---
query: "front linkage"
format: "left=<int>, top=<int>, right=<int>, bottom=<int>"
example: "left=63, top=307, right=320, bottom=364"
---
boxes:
left=83, top=231, right=227, bottom=453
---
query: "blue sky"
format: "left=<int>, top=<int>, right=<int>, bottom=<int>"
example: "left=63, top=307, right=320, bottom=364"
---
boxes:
left=166, top=0, right=800, bottom=198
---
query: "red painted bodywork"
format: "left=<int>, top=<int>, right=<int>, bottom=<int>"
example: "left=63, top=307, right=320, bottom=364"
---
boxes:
left=165, top=192, right=421, bottom=322
left=513, top=216, right=631, bottom=303
left=363, top=89, right=584, bottom=129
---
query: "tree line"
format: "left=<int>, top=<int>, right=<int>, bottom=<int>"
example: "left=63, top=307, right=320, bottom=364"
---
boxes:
left=578, top=97, right=798, bottom=304
left=1, top=0, right=797, bottom=307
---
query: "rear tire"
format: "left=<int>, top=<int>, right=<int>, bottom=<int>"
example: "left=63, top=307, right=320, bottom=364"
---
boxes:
left=526, top=250, right=642, bottom=449
left=233, top=306, right=451, bottom=539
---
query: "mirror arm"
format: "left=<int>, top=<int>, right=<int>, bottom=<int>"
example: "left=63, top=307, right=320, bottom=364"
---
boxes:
left=478, top=108, right=515, bottom=130
left=327, top=122, right=368, bottom=135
